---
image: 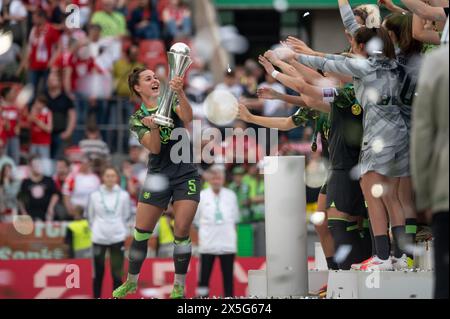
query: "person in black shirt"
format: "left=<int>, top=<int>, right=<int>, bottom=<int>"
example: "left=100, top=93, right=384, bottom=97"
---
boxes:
left=18, top=156, right=59, bottom=221
left=45, top=71, right=76, bottom=159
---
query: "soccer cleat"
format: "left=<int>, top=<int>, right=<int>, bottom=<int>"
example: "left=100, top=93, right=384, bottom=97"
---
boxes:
left=351, top=256, right=374, bottom=270
left=416, top=226, right=433, bottom=242
left=112, top=281, right=137, bottom=299
left=392, top=254, right=414, bottom=270
left=170, top=284, right=185, bottom=299
left=360, top=256, right=393, bottom=271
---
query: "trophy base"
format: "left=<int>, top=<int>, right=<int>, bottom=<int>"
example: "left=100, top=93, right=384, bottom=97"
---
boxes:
left=153, top=114, right=174, bottom=128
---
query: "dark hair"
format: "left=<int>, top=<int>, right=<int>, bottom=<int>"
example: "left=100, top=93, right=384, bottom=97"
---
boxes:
left=0, top=87, right=12, bottom=98
left=86, top=124, right=100, bottom=134
left=57, top=158, right=71, bottom=167
left=88, top=23, right=102, bottom=31
left=101, top=165, right=120, bottom=178
left=384, top=13, right=423, bottom=56
left=35, top=94, right=48, bottom=105
left=0, top=164, right=13, bottom=186
left=353, top=8, right=368, bottom=25
left=128, top=67, right=148, bottom=97
left=225, top=70, right=235, bottom=77
left=354, top=27, right=396, bottom=59
left=34, top=8, right=47, bottom=19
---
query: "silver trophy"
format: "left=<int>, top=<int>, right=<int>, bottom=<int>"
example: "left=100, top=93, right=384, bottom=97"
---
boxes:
left=153, top=43, right=193, bottom=128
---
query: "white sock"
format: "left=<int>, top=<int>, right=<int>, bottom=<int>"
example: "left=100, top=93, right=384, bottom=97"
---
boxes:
left=127, top=273, right=139, bottom=283
left=174, top=274, right=186, bottom=287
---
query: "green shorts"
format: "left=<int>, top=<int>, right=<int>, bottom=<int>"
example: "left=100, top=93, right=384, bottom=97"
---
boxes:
left=138, top=172, right=201, bottom=209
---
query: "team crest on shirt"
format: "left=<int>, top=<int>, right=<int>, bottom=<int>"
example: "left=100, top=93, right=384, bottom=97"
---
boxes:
left=159, top=127, right=172, bottom=144
left=351, top=104, right=362, bottom=116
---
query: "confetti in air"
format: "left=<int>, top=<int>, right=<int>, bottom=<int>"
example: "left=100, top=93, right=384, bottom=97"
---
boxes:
left=13, top=215, right=34, bottom=235
left=334, top=245, right=352, bottom=264
left=371, top=137, right=385, bottom=154
left=303, top=12, right=310, bottom=17
left=310, top=211, right=326, bottom=226
left=371, top=184, right=384, bottom=198
left=273, top=0, right=289, bottom=12
left=0, top=30, right=13, bottom=55
left=227, top=64, right=232, bottom=73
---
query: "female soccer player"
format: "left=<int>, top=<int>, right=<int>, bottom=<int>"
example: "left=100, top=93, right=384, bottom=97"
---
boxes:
left=241, top=60, right=369, bottom=270
left=383, top=12, right=423, bottom=266
left=113, top=67, right=201, bottom=299
left=289, top=27, right=409, bottom=270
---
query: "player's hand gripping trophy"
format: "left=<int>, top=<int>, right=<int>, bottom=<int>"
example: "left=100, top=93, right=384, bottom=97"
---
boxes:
left=153, top=43, right=193, bottom=128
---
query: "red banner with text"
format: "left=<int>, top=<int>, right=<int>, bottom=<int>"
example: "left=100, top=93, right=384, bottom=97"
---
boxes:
left=0, top=258, right=266, bottom=299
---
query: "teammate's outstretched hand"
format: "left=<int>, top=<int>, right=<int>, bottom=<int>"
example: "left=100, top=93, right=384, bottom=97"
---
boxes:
left=238, top=104, right=252, bottom=123
left=257, top=87, right=279, bottom=100
left=264, top=50, right=279, bottom=64
left=142, top=115, right=159, bottom=130
left=170, top=77, right=184, bottom=94
left=286, top=36, right=315, bottom=55
left=258, top=55, right=275, bottom=75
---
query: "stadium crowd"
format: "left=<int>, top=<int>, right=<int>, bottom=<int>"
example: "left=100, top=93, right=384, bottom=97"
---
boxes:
left=0, top=0, right=448, bottom=299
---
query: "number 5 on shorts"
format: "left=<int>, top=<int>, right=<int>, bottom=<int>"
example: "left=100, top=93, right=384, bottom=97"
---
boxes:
left=188, top=179, right=197, bottom=195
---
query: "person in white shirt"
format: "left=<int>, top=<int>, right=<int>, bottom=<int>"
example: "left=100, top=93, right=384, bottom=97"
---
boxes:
left=215, top=70, right=244, bottom=100
left=86, top=166, right=131, bottom=299
left=62, top=154, right=101, bottom=214
left=258, top=73, right=287, bottom=117
left=194, top=165, right=240, bottom=298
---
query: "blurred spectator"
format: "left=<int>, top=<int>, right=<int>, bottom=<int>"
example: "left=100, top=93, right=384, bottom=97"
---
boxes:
left=45, top=0, right=66, bottom=30
left=128, top=0, right=161, bottom=40
left=29, top=94, right=52, bottom=159
left=72, top=0, right=91, bottom=28
left=411, top=44, right=449, bottom=299
left=62, top=154, right=101, bottom=215
left=86, top=166, right=131, bottom=299
left=244, top=58, right=264, bottom=83
left=79, top=125, right=110, bottom=161
left=153, top=209, right=175, bottom=258
left=65, top=205, right=92, bottom=258
left=17, top=156, right=59, bottom=221
left=215, top=70, right=243, bottom=100
left=0, top=41, right=21, bottom=81
left=222, top=120, right=263, bottom=164
left=53, top=158, right=71, bottom=221
left=113, top=44, right=143, bottom=98
left=0, top=0, right=27, bottom=45
left=45, top=71, right=76, bottom=159
left=0, top=140, right=15, bottom=172
left=18, top=8, right=61, bottom=100
left=90, top=0, right=127, bottom=39
left=258, top=72, right=288, bottom=117
left=194, top=165, right=239, bottom=298
left=113, top=44, right=143, bottom=125
left=65, top=41, right=100, bottom=136
left=244, top=164, right=265, bottom=256
left=0, top=163, right=21, bottom=222
left=0, top=86, right=21, bottom=163
left=50, top=24, right=87, bottom=74
left=228, top=166, right=252, bottom=223
left=120, top=159, right=139, bottom=212
left=86, top=23, right=121, bottom=69
left=128, top=136, right=147, bottom=176
left=162, top=0, right=192, bottom=41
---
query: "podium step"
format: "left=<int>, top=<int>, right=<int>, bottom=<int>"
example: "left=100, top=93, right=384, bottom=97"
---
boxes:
left=326, top=270, right=433, bottom=299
